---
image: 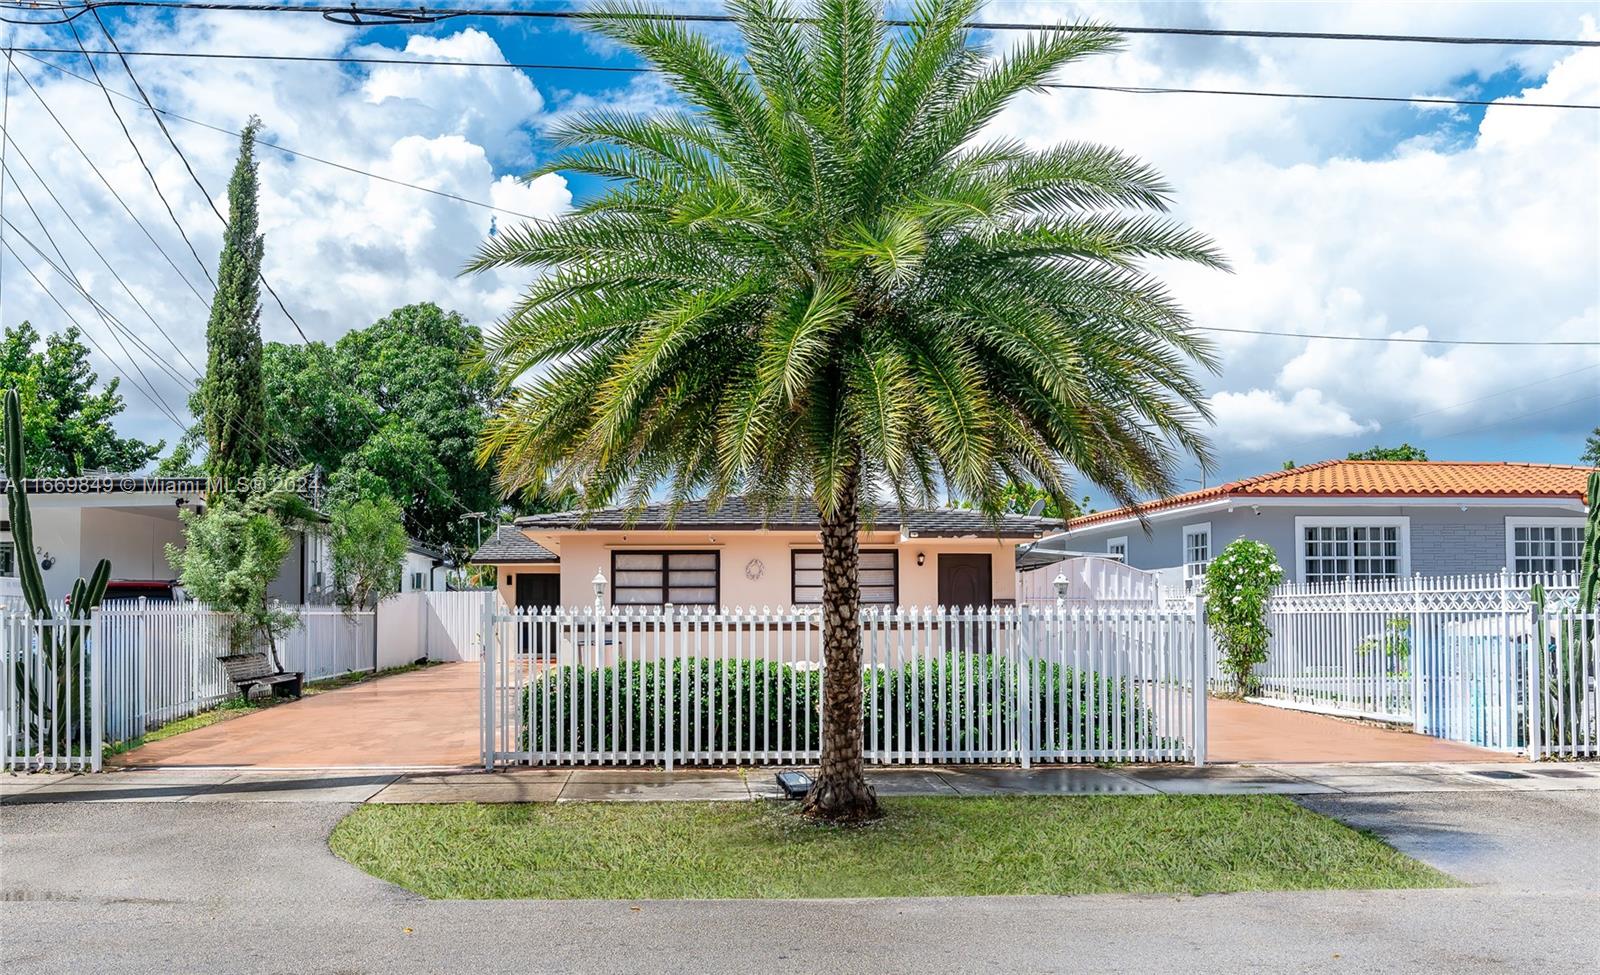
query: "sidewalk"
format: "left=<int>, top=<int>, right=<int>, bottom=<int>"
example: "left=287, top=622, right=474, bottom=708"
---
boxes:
left=5, top=761, right=1597, bottom=805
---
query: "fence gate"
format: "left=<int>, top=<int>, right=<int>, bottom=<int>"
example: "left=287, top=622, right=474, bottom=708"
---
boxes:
left=482, top=604, right=1210, bottom=770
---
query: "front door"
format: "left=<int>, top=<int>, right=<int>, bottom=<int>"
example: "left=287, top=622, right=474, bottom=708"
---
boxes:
left=514, top=573, right=560, bottom=655
left=937, top=554, right=992, bottom=608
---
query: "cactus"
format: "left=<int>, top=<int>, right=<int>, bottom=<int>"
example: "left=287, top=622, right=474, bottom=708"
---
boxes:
left=1580, top=470, right=1598, bottom=616
left=5, top=388, right=111, bottom=753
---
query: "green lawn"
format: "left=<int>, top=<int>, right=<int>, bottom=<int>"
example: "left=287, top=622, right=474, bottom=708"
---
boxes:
left=330, top=796, right=1452, bottom=900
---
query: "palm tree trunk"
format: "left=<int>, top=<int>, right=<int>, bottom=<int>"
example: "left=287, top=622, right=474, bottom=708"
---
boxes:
left=801, top=471, right=882, bottom=823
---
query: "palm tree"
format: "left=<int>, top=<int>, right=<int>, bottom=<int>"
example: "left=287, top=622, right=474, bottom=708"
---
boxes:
left=471, top=0, right=1223, bottom=822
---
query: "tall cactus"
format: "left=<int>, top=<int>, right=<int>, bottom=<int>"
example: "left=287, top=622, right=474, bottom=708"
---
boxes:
left=1580, top=470, right=1598, bottom=616
left=5, top=389, right=111, bottom=752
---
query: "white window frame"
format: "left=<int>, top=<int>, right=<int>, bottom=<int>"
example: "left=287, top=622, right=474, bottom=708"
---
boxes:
left=1182, top=522, right=1211, bottom=588
left=1105, top=536, right=1128, bottom=561
left=1294, top=516, right=1410, bottom=584
left=1505, top=517, right=1584, bottom=578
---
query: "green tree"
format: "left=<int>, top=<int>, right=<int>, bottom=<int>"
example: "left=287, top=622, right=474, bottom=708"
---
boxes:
left=957, top=481, right=1087, bottom=520
left=0, top=322, right=163, bottom=475
left=470, top=1, right=1220, bottom=821
left=1347, top=444, right=1427, bottom=461
left=329, top=495, right=408, bottom=610
left=1581, top=427, right=1599, bottom=467
left=262, top=303, right=500, bottom=554
left=200, top=119, right=268, bottom=499
left=167, top=498, right=297, bottom=668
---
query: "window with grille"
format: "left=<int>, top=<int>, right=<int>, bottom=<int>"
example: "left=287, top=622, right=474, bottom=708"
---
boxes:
left=1300, top=521, right=1405, bottom=583
left=1106, top=537, right=1128, bottom=561
left=791, top=549, right=898, bottom=605
left=1508, top=520, right=1583, bottom=576
left=1182, top=524, right=1211, bottom=587
left=611, top=551, right=720, bottom=605
left=0, top=541, right=12, bottom=577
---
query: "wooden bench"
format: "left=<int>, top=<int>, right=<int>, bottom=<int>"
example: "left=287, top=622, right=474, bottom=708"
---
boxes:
left=218, top=653, right=304, bottom=704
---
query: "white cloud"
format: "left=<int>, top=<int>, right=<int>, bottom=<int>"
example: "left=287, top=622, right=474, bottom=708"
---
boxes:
left=1210, top=388, right=1378, bottom=451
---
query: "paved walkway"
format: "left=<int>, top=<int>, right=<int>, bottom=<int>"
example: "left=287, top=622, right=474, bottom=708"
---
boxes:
left=8, top=761, right=1596, bottom=805
left=3, top=790, right=1596, bottom=973
left=109, top=660, right=1515, bottom=768
left=1205, top=697, right=1511, bottom=763
left=110, top=661, right=482, bottom=768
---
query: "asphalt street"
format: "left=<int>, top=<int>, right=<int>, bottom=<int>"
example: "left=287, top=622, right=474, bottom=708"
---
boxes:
left=2, top=791, right=1596, bottom=974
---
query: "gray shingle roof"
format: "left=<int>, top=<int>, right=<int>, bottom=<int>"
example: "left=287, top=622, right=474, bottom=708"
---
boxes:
left=515, top=497, right=1059, bottom=539
left=469, top=525, right=559, bottom=564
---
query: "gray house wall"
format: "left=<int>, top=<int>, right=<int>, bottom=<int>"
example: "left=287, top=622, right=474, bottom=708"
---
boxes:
left=1061, top=502, right=1583, bottom=581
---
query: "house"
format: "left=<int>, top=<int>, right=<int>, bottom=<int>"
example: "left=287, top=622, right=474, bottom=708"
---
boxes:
left=1043, top=460, right=1593, bottom=588
left=0, top=475, right=447, bottom=603
left=469, top=497, right=1060, bottom=611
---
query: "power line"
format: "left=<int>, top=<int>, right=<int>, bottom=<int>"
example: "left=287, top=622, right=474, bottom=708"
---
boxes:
left=13, top=51, right=548, bottom=220
left=4, top=53, right=212, bottom=308
left=6, top=2, right=1597, bottom=48
left=1199, top=326, right=1600, bottom=347
left=10, top=45, right=1597, bottom=111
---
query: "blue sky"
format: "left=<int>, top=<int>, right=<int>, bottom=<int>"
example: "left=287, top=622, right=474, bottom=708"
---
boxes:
left=3, top=1, right=1596, bottom=510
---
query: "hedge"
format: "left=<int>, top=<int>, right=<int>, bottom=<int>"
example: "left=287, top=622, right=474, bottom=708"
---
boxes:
left=521, top=653, right=1155, bottom=756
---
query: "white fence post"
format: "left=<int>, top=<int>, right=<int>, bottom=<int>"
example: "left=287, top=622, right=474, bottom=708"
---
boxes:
left=1410, top=574, right=1425, bottom=734
left=1017, top=605, right=1032, bottom=769
left=481, top=590, right=495, bottom=771
left=1193, top=596, right=1208, bottom=767
left=663, top=603, right=676, bottom=772
left=90, top=608, right=104, bottom=772
left=1526, top=604, right=1542, bottom=761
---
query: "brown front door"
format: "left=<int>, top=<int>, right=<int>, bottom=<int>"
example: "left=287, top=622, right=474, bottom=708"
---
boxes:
left=937, top=554, right=992, bottom=608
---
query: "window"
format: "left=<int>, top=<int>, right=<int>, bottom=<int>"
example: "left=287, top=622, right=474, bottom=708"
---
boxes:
left=611, top=551, right=720, bottom=606
left=1507, top=518, right=1583, bottom=577
left=0, top=541, right=12, bottom=577
left=1106, top=537, right=1128, bottom=561
left=791, top=550, right=898, bottom=606
left=1297, top=517, right=1408, bottom=584
left=1182, top=523, right=1211, bottom=587
left=411, top=571, right=425, bottom=591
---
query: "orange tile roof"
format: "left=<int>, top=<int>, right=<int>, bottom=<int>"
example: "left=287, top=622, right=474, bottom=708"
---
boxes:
left=1067, top=460, right=1595, bottom=529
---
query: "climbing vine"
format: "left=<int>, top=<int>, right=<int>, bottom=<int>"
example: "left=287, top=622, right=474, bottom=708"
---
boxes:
left=1201, top=539, right=1285, bottom=696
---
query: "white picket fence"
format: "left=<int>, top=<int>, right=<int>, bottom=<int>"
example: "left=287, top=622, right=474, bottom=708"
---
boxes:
left=96, top=601, right=374, bottom=747
left=0, top=612, right=102, bottom=771
left=1249, top=573, right=1591, bottom=754
left=482, top=604, right=1209, bottom=769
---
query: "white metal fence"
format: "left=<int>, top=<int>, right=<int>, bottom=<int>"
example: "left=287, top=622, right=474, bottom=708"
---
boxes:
left=96, top=601, right=374, bottom=747
left=1248, top=573, right=1589, bottom=754
left=1, top=612, right=102, bottom=771
left=377, top=590, right=493, bottom=664
left=482, top=604, right=1209, bottom=769
left=1528, top=610, right=1598, bottom=759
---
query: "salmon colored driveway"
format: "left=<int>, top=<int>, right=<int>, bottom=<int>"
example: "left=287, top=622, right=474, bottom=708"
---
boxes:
left=112, top=661, right=1513, bottom=769
left=1206, top=697, right=1515, bottom=764
left=113, top=662, right=482, bottom=768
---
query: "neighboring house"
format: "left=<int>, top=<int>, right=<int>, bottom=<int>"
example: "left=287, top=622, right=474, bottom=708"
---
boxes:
left=1045, top=460, right=1593, bottom=588
left=0, top=476, right=447, bottom=603
left=469, top=498, right=1060, bottom=611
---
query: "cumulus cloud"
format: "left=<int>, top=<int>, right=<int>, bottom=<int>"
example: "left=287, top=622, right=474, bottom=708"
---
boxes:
left=1210, top=388, right=1378, bottom=451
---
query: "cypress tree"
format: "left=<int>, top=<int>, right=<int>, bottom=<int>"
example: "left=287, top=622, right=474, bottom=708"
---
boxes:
left=201, top=118, right=267, bottom=499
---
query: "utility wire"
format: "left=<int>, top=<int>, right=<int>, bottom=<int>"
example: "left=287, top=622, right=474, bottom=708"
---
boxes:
left=1199, top=326, right=1600, bottom=347
left=5, top=2, right=1597, bottom=48
left=0, top=56, right=10, bottom=324
left=4, top=54, right=212, bottom=308
left=14, top=51, right=547, bottom=219
left=60, top=20, right=219, bottom=289
left=10, top=45, right=1597, bottom=111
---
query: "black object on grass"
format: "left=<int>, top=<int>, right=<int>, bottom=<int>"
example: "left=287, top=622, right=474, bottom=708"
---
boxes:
left=776, top=770, right=812, bottom=799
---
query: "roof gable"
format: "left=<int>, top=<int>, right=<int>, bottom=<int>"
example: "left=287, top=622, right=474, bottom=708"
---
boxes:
left=468, top=525, right=559, bottom=564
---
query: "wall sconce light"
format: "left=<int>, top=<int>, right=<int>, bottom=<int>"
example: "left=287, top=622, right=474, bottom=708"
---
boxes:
left=915, top=552, right=926, bottom=567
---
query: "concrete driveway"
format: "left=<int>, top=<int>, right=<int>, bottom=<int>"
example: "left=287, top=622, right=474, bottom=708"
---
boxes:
left=2, top=789, right=1594, bottom=974
left=111, top=662, right=482, bottom=768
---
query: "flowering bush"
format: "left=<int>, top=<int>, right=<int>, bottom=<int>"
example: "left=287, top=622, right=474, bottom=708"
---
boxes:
left=1201, top=539, right=1284, bottom=696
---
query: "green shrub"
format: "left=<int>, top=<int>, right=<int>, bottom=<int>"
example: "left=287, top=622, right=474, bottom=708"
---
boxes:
left=521, top=654, right=1155, bottom=757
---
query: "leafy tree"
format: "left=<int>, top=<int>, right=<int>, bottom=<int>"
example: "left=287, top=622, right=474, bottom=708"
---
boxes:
left=1347, top=444, right=1427, bottom=462
left=0, top=321, right=163, bottom=475
left=1201, top=539, right=1284, bottom=696
left=1581, top=427, right=1599, bottom=467
left=167, top=498, right=296, bottom=668
left=469, top=2, right=1220, bottom=821
left=200, top=119, right=268, bottom=499
left=262, top=303, right=500, bottom=555
left=330, top=495, right=408, bottom=610
left=957, top=481, right=1087, bottom=520
left=153, top=428, right=207, bottom=477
